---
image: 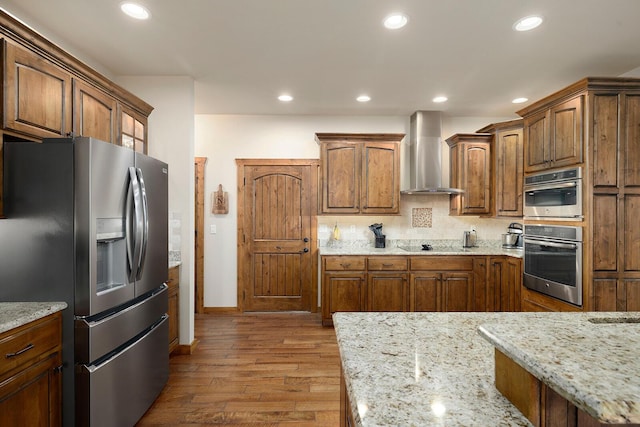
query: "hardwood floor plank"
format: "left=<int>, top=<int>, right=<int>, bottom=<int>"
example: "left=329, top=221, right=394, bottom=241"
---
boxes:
left=137, top=312, right=340, bottom=426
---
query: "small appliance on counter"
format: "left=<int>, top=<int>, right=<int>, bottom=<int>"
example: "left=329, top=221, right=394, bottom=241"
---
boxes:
left=462, top=229, right=477, bottom=248
left=369, top=223, right=386, bottom=248
left=502, top=222, right=523, bottom=248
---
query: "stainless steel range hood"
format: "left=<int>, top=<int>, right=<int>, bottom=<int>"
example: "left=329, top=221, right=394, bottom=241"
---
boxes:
left=401, top=111, right=464, bottom=195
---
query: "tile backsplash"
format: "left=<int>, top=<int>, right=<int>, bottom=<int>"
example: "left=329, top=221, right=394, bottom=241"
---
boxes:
left=318, top=195, right=514, bottom=247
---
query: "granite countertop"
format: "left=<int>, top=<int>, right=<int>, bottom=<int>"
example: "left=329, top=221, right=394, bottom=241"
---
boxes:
left=169, top=261, right=182, bottom=269
left=333, top=312, right=532, bottom=426
left=320, top=245, right=523, bottom=258
left=478, top=311, right=640, bottom=424
left=0, top=302, right=67, bottom=334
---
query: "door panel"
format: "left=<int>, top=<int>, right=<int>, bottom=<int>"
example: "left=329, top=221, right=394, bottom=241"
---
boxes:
left=240, top=162, right=317, bottom=311
left=134, top=153, right=169, bottom=296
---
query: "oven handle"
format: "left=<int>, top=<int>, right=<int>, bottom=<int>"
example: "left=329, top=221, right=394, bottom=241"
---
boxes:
left=524, top=181, right=577, bottom=192
left=524, top=237, right=578, bottom=250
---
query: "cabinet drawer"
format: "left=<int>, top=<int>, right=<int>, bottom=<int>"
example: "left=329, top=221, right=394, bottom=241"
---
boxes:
left=367, top=257, right=408, bottom=271
left=324, top=256, right=366, bottom=271
left=0, top=313, right=61, bottom=377
left=410, top=256, right=474, bottom=271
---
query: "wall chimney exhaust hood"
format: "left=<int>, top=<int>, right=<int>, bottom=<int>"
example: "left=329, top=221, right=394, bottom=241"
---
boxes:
left=401, top=111, right=464, bottom=195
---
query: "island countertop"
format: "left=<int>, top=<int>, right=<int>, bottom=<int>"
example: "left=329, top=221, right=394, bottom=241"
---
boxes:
left=333, top=312, right=532, bottom=426
left=478, top=311, right=640, bottom=424
left=0, top=302, right=67, bottom=334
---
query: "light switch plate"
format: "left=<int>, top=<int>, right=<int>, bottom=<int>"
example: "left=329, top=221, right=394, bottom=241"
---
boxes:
left=210, top=224, right=217, bottom=234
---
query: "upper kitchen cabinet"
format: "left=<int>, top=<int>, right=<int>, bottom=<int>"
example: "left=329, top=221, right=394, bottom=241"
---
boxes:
left=477, top=120, right=524, bottom=217
left=3, top=41, right=72, bottom=139
left=446, top=133, right=493, bottom=216
left=119, top=105, right=148, bottom=154
left=0, top=11, right=153, bottom=145
left=316, top=133, right=404, bottom=215
left=518, top=88, right=584, bottom=173
left=73, top=79, right=117, bottom=144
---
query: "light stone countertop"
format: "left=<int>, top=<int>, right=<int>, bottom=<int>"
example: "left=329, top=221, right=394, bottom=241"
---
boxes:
left=169, top=261, right=182, bottom=269
left=0, top=302, right=67, bottom=334
left=478, top=311, right=640, bottom=424
left=333, top=312, right=533, bottom=426
left=319, top=245, right=523, bottom=258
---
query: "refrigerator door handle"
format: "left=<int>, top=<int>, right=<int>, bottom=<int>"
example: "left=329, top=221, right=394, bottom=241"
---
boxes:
left=136, top=168, right=150, bottom=279
left=126, top=167, right=144, bottom=282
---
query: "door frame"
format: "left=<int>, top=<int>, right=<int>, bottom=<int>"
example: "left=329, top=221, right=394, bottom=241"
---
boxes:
left=194, top=157, right=207, bottom=314
left=236, top=159, right=319, bottom=312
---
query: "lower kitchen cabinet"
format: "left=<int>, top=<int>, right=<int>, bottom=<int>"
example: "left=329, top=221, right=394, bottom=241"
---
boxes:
left=322, top=254, right=502, bottom=324
left=368, top=272, right=408, bottom=312
left=0, top=311, right=62, bottom=427
left=167, top=264, right=180, bottom=354
left=488, top=256, right=522, bottom=312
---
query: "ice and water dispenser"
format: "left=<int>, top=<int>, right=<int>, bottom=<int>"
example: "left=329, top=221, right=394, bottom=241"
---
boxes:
left=95, top=218, right=127, bottom=295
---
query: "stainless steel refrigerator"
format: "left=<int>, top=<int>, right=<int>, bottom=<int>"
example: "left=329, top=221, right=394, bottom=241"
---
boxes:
left=0, top=137, right=169, bottom=427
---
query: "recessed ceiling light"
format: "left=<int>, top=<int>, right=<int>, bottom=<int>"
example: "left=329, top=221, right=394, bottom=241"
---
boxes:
left=120, top=2, right=150, bottom=20
left=432, top=96, right=448, bottom=103
left=383, top=13, right=408, bottom=30
left=356, top=95, right=371, bottom=103
left=512, top=97, right=528, bottom=104
left=278, top=94, right=293, bottom=102
left=513, top=15, right=543, bottom=31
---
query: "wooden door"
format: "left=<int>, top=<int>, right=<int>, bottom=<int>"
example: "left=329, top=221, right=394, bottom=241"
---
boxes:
left=73, top=79, right=117, bottom=143
left=495, top=127, right=523, bottom=217
left=367, top=272, right=408, bottom=311
left=550, top=95, right=583, bottom=168
left=442, top=272, right=474, bottom=312
left=410, top=273, right=441, bottom=312
left=361, top=142, right=400, bottom=214
left=461, top=142, right=491, bottom=214
left=4, top=42, right=72, bottom=139
left=238, top=160, right=318, bottom=311
left=194, top=157, right=207, bottom=314
left=320, top=142, right=361, bottom=214
left=524, top=110, right=550, bottom=173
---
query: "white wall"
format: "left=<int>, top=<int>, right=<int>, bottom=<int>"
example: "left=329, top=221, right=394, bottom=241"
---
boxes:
left=117, top=76, right=196, bottom=346
left=195, top=114, right=513, bottom=308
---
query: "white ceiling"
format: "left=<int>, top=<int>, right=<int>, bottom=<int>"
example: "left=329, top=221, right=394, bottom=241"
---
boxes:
left=3, top=0, right=640, bottom=117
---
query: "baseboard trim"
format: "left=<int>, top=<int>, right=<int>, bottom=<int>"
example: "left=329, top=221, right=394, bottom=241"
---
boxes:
left=172, top=338, right=200, bottom=356
left=202, top=307, right=240, bottom=314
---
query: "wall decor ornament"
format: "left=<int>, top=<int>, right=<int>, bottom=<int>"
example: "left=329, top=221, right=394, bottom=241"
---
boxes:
left=212, top=184, right=229, bottom=214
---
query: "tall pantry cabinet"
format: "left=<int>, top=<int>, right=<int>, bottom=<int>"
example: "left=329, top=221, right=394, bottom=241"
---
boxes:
left=517, top=77, right=640, bottom=311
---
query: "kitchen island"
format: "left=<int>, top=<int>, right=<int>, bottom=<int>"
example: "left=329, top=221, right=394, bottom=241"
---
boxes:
left=334, top=311, right=640, bottom=426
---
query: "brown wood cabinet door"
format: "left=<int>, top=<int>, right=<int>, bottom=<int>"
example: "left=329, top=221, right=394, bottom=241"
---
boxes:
left=524, top=110, right=550, bottom=173
left=4, top=42, right=72, bottom=139
left=324, top=272, right=366, bottom=316
left=592, top=93, right=619, bottom=188
left=320, top=142, right=361, bottom=214
left=442, top=272, right=474, bottom=312
left=119, top=104, right=148, bottom=153
left=360, top=142, right=400, bottom=214
left=367, top=272, right=408, bottom=311
left=73, top=79, right=117, bottom=144
left=410, top=273, right=441, bottom=312
left=623, top=94, right=640, bottom=186
left=488, top=257, right=505, bottom=312
left=240, top=162, right=316, bottom=311
left=0, top=352, right=61, bottom=427
left=167, top=284, right=179, bottom=353
left=506, top=257, right=522, bottom=312
left=550, top=95, right=583, bottom=168
left=461, top=143, right=491, bottom=214
left=495, top=127, right=523, bottom=217
left=473, top=257, right=488, bottom=311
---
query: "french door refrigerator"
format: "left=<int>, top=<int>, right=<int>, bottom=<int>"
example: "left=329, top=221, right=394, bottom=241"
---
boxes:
left=0, top=137, right=169, bottom=427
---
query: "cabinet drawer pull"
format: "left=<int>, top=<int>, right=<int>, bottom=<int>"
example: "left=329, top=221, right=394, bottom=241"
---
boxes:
left=6, top=343, right=34, bottom=358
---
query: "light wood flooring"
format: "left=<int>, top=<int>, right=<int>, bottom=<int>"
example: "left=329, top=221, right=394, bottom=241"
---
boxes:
left=137, top=312, right=341, bottom=426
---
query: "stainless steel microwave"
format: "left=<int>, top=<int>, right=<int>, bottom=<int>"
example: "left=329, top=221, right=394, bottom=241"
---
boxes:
left=523, top=167, right=582, bottom=220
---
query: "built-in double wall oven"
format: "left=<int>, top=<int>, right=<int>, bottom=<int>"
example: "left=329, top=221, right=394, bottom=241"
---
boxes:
left=523, top=167, right=583, bottom=220
left=523, top=224, right=583, bottom=307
